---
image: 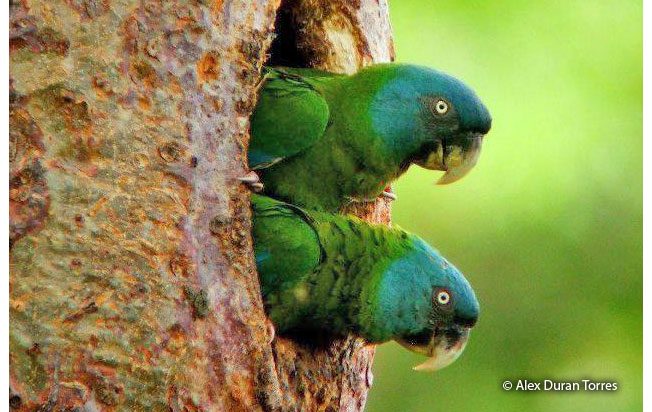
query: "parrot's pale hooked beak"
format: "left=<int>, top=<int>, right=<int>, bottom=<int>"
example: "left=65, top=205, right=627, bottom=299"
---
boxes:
left=436, top=135, right=483, bottom=185
left=418, top=134, right=484, bottom=185
left=396, top=326, right=471, bottom=372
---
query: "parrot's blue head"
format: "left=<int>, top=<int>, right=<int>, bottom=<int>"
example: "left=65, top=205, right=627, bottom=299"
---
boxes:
left=371, top=64, right=492, bottom=185
left=373, top=236, right=479, bottom=372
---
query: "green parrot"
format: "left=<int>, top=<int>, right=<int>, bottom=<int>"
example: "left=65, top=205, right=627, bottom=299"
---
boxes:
left=252, top=194, right=479, bottom=371
left=244, top=64, right=492, bottom=211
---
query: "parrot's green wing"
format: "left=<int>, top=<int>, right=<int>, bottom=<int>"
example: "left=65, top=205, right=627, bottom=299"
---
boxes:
left=251, top=195, right=322, bottom=296
left=248, top=67, right=336, bottom=169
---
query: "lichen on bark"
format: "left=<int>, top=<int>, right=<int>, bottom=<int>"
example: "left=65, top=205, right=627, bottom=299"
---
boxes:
left=9, top=0, right=394, bottom=411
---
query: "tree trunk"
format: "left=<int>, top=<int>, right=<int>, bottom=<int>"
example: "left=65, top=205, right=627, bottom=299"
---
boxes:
left=9, top=0, right=394, bottom=411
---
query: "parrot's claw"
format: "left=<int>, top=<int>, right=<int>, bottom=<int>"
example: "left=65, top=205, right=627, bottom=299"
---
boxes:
left=346, top=189, right=396, bottom=205
left=266, top=318, right=276, bottom=344
left=238, top=172, right=264, bottom=192
left=346, top=196, right=378, bottom=204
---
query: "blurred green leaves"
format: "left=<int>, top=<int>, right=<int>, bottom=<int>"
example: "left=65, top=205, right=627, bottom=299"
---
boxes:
left=366, top=1, right=642, bottom=411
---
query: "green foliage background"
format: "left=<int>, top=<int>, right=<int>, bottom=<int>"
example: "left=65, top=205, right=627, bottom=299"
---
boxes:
left=366, top=1, right=642, bottom=411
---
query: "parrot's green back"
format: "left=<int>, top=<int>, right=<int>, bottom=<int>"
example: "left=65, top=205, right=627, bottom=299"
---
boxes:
left=248, top=68, right=336, bottom=169
left=252, top=195, right=322, bottom=295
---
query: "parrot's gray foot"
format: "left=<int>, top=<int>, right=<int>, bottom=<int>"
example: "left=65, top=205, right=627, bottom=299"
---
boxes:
left=238, top=171, right=264, bottom=192
left=380, top=191, right=397, bottom=200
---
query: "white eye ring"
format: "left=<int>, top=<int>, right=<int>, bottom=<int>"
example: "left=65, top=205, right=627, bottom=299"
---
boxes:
left=436, top=290, right=451, bottom=305
left=435, top=100, right=449, bottom=115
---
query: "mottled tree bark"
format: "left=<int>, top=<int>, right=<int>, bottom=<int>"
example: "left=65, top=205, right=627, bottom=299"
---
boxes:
left=9, top=0, right=394, bottom=411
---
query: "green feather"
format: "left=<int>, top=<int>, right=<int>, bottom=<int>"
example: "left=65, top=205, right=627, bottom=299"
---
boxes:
left=248, top=68, right=335, bottom=169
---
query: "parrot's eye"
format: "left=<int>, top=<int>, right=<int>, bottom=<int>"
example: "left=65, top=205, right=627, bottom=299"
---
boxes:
left=435, top=100, right=449, bottom=115
left=436, top=290, right=451, bottom=305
